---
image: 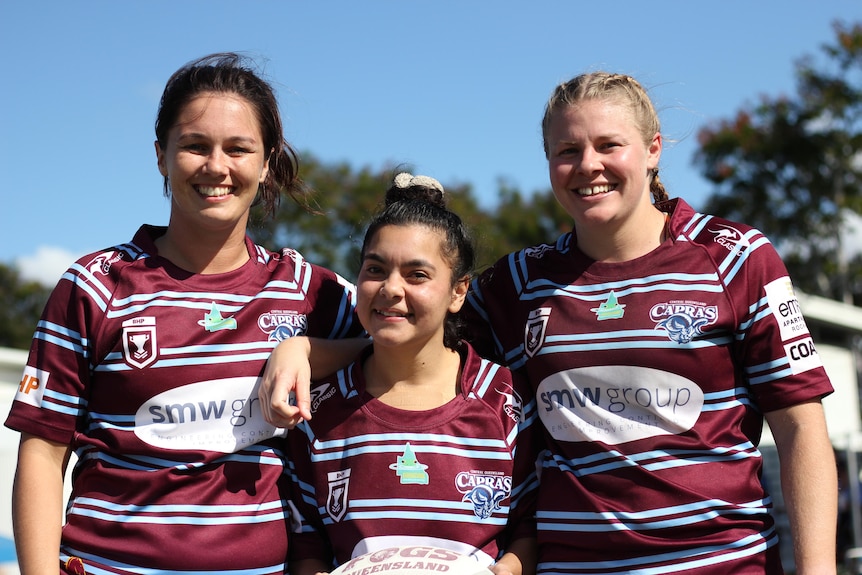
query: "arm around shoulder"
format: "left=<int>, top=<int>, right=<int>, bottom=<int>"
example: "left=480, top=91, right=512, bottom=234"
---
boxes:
left=259, top=336, right=370, bottom=427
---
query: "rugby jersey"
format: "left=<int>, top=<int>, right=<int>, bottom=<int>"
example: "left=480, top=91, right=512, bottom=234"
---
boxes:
left=5, top=225, right=364, bottom=575
left=463, top=199, right=834, bottom=574
left=286, top=343, right=540, bottom=568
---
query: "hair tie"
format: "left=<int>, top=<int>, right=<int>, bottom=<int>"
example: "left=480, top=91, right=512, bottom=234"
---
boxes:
left=393, top=172, right=445, bottom=195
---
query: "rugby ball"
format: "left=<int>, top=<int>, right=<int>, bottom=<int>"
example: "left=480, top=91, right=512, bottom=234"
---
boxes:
left=330, top=546, right=494, bottom=575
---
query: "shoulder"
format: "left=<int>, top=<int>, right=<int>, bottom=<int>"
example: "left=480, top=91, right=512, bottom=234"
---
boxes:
left=663, top=198, right=760, bottom=245
left=57, top=226, right=155, bottom=290
left=461, top=343, right=517, bottom=398
left=308, top=355, right=366, bottom=414
left=661, top=198, right=780, bottom=264
left=460, top=343, right=530, bottom=429
left=475, top=231, right=573, bottom=288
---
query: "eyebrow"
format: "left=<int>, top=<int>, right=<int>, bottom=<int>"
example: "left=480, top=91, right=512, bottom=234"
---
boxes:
left=176, top=132, right=260, bottom=145
left=363, top=252, right=437, bottom=270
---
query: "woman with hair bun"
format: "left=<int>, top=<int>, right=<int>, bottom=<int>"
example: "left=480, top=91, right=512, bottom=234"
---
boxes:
left=285, top=173, right=538, bottom=575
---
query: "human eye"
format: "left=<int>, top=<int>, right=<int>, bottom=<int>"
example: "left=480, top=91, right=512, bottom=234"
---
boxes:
left=556, top=145, right=579, bottom=156
left=409, top=269, right=431, bottom=282
left=181, top=142, right=208, bottom=153
left=227, top=145, right=254, bottom=157
left=361, top=262, right=384, bottom=277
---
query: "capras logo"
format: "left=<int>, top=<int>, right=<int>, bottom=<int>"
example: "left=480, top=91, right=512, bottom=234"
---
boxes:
left=258, top=311, right=308, bottom=342
left=455, top=471, right=512, bottom=493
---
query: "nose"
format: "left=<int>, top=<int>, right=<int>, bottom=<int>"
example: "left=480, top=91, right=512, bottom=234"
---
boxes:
left=379, top=275, right=404, bottom=299
left=576, top=147, right=601, bottom=175
left=202, top=149, right=229, bottom=175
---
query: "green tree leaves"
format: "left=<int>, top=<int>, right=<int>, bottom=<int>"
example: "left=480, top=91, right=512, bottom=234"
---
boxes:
left=695, top=21, right=862, bottom=304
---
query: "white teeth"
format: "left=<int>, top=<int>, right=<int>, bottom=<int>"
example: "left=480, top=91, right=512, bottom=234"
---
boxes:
left=378, top=310, right=406, bottom=317
left=576, top=184, right=613, bottom=196
left=197, top=186, right=232, bottom=197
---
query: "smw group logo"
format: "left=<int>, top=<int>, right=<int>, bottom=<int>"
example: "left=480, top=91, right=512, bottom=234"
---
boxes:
left=16, top=366, right=49, bottom=408
left=134, top=376, right=284, bottom=453
left=536, top=364, right=704, bottom=444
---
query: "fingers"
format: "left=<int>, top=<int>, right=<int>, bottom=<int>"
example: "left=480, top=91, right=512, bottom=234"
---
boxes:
left=293, top=380, right=312, bottom=422
left=260, top=336, right=315, bottom=428
left=259, top=366, right=303, bottom=428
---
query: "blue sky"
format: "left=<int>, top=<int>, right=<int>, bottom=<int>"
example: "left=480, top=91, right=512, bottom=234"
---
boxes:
left=2, top=0, right=859, bottom=286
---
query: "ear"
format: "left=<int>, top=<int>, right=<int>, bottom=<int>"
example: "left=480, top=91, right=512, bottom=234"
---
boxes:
left=259, top=149, right=272, bottom=184
left=647, top=132, right=662, bottom=170
left=448, top=276, right=470, bottom=314
left=155, top=140, right=168, bottom=177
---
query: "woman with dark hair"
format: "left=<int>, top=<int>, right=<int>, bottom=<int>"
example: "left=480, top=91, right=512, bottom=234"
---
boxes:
left=6, top=52, right=363, bottom=575
left=285, top=173, right=538, bottom=575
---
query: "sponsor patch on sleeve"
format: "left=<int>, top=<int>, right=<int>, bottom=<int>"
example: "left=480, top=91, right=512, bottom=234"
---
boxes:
left=765, top=277, right=810, bottom=341
left=784, top=336, right=823, bottom=374
left=16, top=366, right=48, bottom=408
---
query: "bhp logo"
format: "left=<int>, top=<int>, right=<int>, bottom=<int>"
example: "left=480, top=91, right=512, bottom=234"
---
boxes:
left=16, top=366, right=48, bottom=408
left=19, top=374, right=40, bottom=394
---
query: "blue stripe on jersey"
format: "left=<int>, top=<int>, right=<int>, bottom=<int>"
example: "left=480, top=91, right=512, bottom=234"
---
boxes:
left=746, top=355, right=795, bottom=385
left=327, top=274, right=361, bottom=340
left=684, top=211, right=713, bottom=239
left=510, top=465, right=539, bottom=505
left=308, top=441, right=512, bottom=463
left=508, top=266, right=725, bottom=302
left=95, top=351, right=273, bottom=371
left=34, top=320, right=88, bottom=355
left=74, top=496, right=285, bottom=514
left=537, top=497, right=769, bottom=531
left=720, top=235, right=770, bottom=285
left=60, top=549, right=286, bottom=575
left=311, top=432, right=510, bottom=450
left=536, top=528, right=778, bottom=575
left=347, top=497, right=510, bottom=513
left=157, top=341, right=276, bottom=354
left=36, top=389, right=86, bottom=417
left=77, top=442, right=284, bottom=472
left=66, top=264, right=114, bottom=309
left=334, top=367, right=361, bottom=399
left=44, top=388, right=86, bottom=407
left=543, top=441, right=760, bottom=477
left=325, top=507, right=509, bottom=526
left=467, top=359, right=501, bottom=398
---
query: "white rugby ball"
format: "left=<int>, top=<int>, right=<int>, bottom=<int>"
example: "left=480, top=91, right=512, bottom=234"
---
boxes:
left=331, top=546, right=494, bottom=575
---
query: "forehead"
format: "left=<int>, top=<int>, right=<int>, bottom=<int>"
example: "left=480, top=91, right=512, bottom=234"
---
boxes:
left=174, top=92, right=262, bottom=133
left=549, top=98, right=637, bottom=135
left=365, top=224, right=447, bottom=260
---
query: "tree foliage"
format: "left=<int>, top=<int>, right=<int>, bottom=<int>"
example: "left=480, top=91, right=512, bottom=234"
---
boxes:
left=694, top=21, right=862, bottom=304
left=249, top=156, right=570, bottom=281
left=0, top=263, right=50, bottom=350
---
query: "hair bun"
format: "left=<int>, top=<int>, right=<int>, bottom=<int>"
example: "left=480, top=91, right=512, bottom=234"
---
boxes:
left=387, top=172, right=445, bottom=207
